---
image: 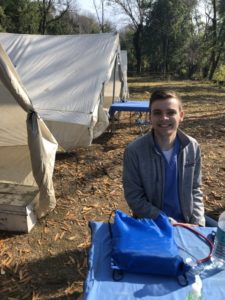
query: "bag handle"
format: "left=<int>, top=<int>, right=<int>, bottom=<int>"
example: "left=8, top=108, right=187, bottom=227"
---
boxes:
left=108, top=210, right=115, bottom=239
left=173, top=223, right=214, bottom=264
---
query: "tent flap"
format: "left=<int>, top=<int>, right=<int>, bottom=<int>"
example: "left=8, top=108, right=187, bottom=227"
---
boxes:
left=0, top=44, right=58, bottom=219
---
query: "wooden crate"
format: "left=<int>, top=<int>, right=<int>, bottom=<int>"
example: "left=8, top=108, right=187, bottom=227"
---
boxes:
left=0, top=182, right=38, bottom=233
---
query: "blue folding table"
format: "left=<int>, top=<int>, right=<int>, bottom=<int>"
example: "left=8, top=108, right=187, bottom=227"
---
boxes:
left=109, top=100, right=149, bottom=116
left=83, top=222, right=225, bottom=300
left=109, top=100, right=150, bottom=132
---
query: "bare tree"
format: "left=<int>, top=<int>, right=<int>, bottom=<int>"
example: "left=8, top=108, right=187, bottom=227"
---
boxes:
left=203, top=0, right=225, bottom=79
left=77, top=13, right=101, bottom=33
left=93, top=0, right=106, bottom=32
left=37, top=0, right=71, bottom=34
left=107, top=0, right=152, bottom=73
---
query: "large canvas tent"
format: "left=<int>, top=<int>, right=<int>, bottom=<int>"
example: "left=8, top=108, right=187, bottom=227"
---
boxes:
left=0, top=44, right=58, bottom=221
left=0, top=32, right=125, bottom=150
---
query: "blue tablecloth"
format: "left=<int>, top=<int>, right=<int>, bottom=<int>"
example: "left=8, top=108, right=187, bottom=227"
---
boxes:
left=109, top=100, right=149, bottom=116
left=83, top=222, right=225, bottom=300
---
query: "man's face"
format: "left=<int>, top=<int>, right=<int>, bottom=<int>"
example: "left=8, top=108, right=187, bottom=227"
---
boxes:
left=150, top=97, right=184, bottom=138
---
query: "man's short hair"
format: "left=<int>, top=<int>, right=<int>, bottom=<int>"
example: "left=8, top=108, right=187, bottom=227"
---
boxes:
left=149, top=90, right=183, bottom=111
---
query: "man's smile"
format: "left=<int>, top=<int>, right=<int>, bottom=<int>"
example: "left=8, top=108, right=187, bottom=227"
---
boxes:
left=158, top=123, right=172, bottom=127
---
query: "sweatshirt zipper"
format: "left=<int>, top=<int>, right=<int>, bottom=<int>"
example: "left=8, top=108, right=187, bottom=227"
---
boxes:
left=159, top=154, right=164, bottom=209
left=178, top=150, right=186, bottom=222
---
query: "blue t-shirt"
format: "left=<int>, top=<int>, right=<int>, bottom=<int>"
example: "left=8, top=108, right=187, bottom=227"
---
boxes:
left=156, top=136, right=184, bottom=222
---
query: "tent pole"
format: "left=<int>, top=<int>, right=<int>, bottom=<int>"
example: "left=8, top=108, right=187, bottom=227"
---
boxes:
left=112, top=55, right=117, bottom=103
left=101, top=83, right=104, bottom=105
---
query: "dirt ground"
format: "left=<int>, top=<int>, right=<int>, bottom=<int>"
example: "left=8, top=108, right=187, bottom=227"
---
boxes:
left=0, top=80, right=225, bottom=300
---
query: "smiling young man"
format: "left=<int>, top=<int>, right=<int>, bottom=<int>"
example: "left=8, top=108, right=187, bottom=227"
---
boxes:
left=123, top=90, right=205, bottom=226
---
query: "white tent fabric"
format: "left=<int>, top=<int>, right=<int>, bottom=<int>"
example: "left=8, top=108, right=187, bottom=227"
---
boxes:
left=0, top=44, right=58, bottom=218
left=0, top=32, right=124, bottom=150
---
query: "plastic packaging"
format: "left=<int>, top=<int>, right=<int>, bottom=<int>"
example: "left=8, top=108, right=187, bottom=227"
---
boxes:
left=212, top=211, right=225, bottom=267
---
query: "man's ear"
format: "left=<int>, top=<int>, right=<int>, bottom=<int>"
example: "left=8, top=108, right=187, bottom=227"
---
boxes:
left=180, top=111, right=184, bottom=122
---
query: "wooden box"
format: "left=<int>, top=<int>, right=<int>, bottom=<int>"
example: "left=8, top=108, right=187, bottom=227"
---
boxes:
left=0, top=182, right=38, bottom=233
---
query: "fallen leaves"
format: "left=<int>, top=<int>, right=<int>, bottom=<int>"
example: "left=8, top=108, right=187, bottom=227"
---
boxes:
left=2, top=255, right=13, bottom=267
left=48, top=249, right=56, bottom=256
left=0, top=261, right=33, bottom=299
left=210, top=191, right=222, bottom=200
left=81, top=206, right=93, bottom=214
left=67, top=236, right=77, bottom=241
left=77, top=241, right=90, bottom=249
left=0, top=80, right=225, bottom=299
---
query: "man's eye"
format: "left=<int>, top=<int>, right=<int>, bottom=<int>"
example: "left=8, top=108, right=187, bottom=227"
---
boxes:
left=153, top=111, right=161, bottom=115
left=168, top=111, right=176, bottom=116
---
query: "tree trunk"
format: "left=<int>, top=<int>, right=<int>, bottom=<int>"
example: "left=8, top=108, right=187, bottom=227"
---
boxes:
left=162, top=35, right=169, bottom=77
left=133, top=24, right=143, bottom=74
left=208, top=0, right=217, bottom=80
left=38, top=0, right=48, bottom=34
left=208, top=53, right=217, bottom=80
left=208, top=43, right=224, bottom=80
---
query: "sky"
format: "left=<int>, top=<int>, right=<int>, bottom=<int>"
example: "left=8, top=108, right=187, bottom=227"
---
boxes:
left=75, top=0, right=128, bottom=29
left=76, top=0, right=96, bottom=15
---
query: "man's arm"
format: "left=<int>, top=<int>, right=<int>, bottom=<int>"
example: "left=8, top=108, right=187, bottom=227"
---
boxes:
left=123, top=146, right=161, bottom=219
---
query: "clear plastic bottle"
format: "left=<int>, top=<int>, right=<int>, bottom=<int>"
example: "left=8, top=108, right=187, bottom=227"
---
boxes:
left=186, top=275, right=202, bottom=300
left=212, top=211, right=225, bottom=267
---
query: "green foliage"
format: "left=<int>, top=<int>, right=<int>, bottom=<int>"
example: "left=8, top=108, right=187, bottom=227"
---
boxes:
left=0, top=0, right=225, bottom=81
left=213, top=65, right=225, bottom=81
left=218, top=0, right=225, bottom=17
left=78, top=14, right=101, bottom=33
left=0, top=6, right=6, bottom=32
left=2, top=0, right=40, bottom=33
left=119, top=26, right=136, bottom=71
left=144, top=0, right=198, bottom=76
left=47, top=10, right=80, bottom=34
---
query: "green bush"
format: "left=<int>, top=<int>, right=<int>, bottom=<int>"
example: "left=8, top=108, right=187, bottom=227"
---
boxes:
left=213, top=65, right=225, bottom=82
